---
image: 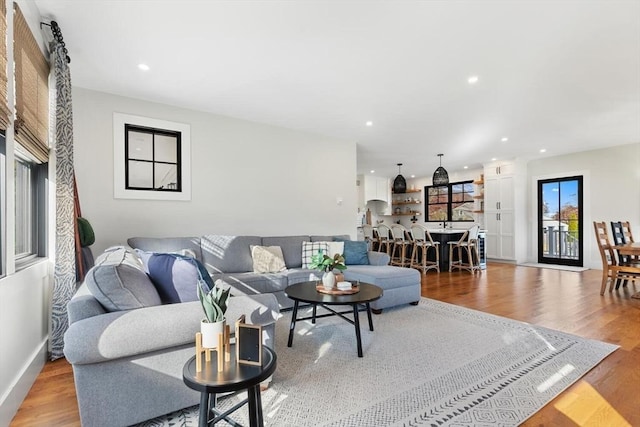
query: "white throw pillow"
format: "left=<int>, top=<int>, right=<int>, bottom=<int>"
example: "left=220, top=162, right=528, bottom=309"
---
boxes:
left=250, top=245, right=287, bottom=273
left=322, top=241, right=344, bottom=258
left=301, top=241, right=329, bottom=269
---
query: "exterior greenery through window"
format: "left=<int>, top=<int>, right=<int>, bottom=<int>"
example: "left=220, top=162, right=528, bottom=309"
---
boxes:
left=125, top=124, right=181, bottom=192
left=425, top=181, right=475, bottom=222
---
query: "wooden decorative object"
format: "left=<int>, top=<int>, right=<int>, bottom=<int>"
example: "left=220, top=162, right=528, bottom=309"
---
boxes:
left=315, top=283, right=360, bottom=295
left=195, top=332, right=214, bottom=373
left=224, top=324, right=231, bottom=362
left=236, top=322, right=262, bottom=366
left=217, top=333, right=224, bottom=372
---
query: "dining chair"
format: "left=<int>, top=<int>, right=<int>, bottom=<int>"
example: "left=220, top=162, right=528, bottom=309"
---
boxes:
left=409, top=224, right=439, bottom=274
left=610, top=222, right=630, bottom=289
left=390, top=224, right=412, bottom=267
left=376, top=224, right=392, bottom=255
left=621, top=221, right=637, bottom=261
left=593, top=221, right=640, bottom=295
left=448, top=225, right=481, bottom=273
left=361, top=224, right=378, bottom=251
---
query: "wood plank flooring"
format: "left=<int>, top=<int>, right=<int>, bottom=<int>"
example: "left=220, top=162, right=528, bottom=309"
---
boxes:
left=10, top=263, right=640, bottom=426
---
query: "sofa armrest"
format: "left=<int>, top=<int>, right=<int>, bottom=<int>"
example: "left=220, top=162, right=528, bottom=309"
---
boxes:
left=367, top=251, right=390, bottom=266
left=64, top=294, right=280, bottom=365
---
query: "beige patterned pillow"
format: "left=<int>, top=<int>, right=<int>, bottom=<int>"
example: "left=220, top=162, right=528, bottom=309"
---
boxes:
left=250, top=245, right=287, bottom=273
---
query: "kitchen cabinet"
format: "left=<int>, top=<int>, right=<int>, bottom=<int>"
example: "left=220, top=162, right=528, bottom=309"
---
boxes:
left=363, top=175, right=390, bottom=204
left=484, top=160, right=519, bottom=261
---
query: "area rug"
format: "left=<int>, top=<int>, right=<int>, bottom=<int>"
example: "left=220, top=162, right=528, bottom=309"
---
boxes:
left=520, top=262, right=589, bottom=272
left=136, top=298, right=617, bottom=427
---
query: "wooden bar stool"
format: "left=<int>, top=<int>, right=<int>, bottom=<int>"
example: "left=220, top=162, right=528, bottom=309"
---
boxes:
left=376, top=224, right=392, bottom=255
left=448, top=225, right=481, bottom=274
left=409, top=224, right=439, bottom=274
left=390, top=224, right=412, bottom=267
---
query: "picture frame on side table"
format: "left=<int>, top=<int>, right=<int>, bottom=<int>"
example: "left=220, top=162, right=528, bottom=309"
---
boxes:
left=236, top=322, right=262, bottom=366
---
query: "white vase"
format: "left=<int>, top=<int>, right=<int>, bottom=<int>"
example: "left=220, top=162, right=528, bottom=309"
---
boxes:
left=201, top=318, right=225, bottom=349
left=322, top=271, right=336, bottom=290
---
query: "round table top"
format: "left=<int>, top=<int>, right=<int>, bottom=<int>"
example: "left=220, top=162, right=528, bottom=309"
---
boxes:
left=285, top=281, right=383, bottom=305
left=183, top=345, right=277, bottom=393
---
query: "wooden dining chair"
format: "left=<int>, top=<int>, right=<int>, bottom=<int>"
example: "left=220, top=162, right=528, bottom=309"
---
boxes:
left=409, top=224, right=439, bottom=274
left=448, top=225, right=481, bottom=273
left=593, top=221, right=640, bottom=295
left=621, top=221, right=637, bottom=261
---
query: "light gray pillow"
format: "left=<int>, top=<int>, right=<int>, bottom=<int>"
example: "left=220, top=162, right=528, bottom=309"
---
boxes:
left=85, top=246, right=161, bottom=311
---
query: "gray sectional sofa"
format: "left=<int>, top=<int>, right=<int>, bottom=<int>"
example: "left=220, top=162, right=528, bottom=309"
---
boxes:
left=64, top=234, right=420, bottom=426
left=128, top=234, right=421, bottom=312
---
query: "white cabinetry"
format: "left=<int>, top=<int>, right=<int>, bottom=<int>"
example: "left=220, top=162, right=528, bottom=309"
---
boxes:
left=484, top=160, right=522, bottom=261
left=363, top=175, right=391, bottom=215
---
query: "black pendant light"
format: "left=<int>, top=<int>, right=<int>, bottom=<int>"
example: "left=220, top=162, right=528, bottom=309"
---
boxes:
left=393, top=163, right=407, bottom=193
left=432, top=154, right=449, bottom=186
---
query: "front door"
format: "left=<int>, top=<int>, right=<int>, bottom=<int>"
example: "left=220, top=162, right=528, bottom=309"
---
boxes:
left=537, top=176, right=583, bottom=266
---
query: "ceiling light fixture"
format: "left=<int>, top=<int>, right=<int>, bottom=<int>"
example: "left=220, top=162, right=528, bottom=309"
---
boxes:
left=501, top=137, right=509, bottom=142
left=468, top=75, right=479, bottom=84
left=540, top=148, right=547, bottom=153
left=463, top=165, right=468, bottom=169
left=366, top=121, right=373, bottom=127
left=370, top=170, right=375, bottom=174
left=393, top=163, right=407, bottom=194
left=432, top=154, right=449, bottom=186
left=138, top=63, right=150, bottom=71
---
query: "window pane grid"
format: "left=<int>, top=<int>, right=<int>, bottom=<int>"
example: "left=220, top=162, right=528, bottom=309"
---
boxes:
left=425, top=180, right=475, bottom=222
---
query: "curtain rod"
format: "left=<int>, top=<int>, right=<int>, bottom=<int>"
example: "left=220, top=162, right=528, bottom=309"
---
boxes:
left=40, top=21, right=70, bottom=64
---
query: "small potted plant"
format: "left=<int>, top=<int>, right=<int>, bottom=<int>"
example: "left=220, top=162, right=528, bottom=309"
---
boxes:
left=198, top=280, right=231, bottom=348
left=309, top=250, right=347, bottom=290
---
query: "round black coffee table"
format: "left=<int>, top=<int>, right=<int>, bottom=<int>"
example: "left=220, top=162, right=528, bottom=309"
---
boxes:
left=183, top=345, right=277, bottom=427
left=284, top=281, right=383, bottom=357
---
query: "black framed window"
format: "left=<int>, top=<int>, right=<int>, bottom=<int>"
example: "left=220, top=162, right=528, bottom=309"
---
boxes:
left=125, top=124, right=181, bottom=192
left=425, top=180, right=474, bottom=222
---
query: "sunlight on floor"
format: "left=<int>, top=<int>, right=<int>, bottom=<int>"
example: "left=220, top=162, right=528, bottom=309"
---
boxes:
left=554, top=380, right=631, bottom=426
left=537, top=364, right=575, bottom=393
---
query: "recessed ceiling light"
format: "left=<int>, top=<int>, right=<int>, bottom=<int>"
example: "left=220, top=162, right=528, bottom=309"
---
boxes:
left=540, top=148, right=547, bottom=153
left=365, top=121, right=373, bottom=127
left=468, top=75, right=479, bottom=84
left=491, top=157, right=497, bottom=161
left=370, top=170, right=375, bottom=174
left=501, top=137, right=509, bottom=142
left=463, top=166, right=468, bottom=169
left=410, top=175, right=415, bottom=178
left=138, top=63, right=150, bottom=71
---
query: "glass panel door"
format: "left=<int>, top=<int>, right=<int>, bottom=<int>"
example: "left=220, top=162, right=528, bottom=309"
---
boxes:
left=538, top=176, right=583, bottom=266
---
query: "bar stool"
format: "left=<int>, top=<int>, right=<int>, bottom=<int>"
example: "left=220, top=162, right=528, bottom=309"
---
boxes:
left=361, top=224, right=378, bottom=251
left=448, top=225, right=481, bottom=273
left=409, top=224, right=439, bottom=274
left=376, top=224, right=392, bottom=254
left=390, top=224, right=412, bottom=267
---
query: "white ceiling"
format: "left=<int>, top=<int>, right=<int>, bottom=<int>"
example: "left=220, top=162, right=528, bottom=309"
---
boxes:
left=33, top=0, right=640, bottom=179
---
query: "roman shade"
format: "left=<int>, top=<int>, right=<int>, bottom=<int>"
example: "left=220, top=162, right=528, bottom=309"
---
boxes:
left=13, top=3, right=50, bottom=163
left=0, top=0, right=10, bottom=130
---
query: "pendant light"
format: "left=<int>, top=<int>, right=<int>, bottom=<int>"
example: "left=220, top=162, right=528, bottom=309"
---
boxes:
left=393, top=163, right=407, bottom=193
left=432, top=154, right=449, bottom=186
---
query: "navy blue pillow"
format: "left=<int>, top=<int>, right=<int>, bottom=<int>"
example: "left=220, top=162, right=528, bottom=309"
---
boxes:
left=137, top=251, right=214, bottom=304
left=334, top=238, right=369, bottom=265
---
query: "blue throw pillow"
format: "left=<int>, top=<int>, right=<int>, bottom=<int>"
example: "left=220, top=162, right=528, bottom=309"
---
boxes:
left=334, top=238, right=369, bottom=265
left=136, top=251, right=214, bottom=304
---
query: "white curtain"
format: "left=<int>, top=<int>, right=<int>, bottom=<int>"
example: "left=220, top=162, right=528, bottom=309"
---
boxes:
left=49, top=39, right=76, bottom=360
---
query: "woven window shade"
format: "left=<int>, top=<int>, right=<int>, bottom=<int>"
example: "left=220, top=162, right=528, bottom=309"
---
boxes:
left=0, top=0, right=10, bottom=130
left=13, top=3, right=49, bottom=163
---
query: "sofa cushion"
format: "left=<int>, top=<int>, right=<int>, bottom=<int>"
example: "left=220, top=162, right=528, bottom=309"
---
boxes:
left=343, top=265, right=419, bottom=289
left=201, top=235, right=262, bottom=273
left=334, top=238, right=370, bottom=265
left=301, top=241, right=329, bottom=269
left=261, top=235, right=310, bottom=268
left=136, top=251, right=213, bottom=303
left=211, top=272, right=288, bottom=296
left=250, top=245, right=286, bottom=273
left=127, top=237, right=203, bottom=262
left=283, top=268, right=323, bottom=285
left=85, top=247, right=161, bottom=312
left=311, top=235, right=350, bottom=242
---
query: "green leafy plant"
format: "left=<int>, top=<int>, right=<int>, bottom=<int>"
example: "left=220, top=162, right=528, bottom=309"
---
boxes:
left=309, top=250, right=347, bottom=273
left=197, top=280, right=230, bottom=323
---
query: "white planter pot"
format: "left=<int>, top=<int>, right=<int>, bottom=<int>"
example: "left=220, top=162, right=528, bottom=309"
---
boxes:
left=322, top=271, right=336, bottom=290
left=201, top=319, right=225, bottom=349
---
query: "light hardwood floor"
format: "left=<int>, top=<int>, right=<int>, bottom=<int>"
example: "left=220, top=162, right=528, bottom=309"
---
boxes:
left=10, top=263, right=640, bottom=426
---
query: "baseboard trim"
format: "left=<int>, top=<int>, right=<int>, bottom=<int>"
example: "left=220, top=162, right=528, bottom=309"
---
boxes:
left=0, top=340, right=48, bottom=426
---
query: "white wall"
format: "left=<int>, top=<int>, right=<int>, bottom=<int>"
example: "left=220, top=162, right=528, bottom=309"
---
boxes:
left=526, top=143, right=640, bottom=269
left=72, top=88, right=358, bottom=254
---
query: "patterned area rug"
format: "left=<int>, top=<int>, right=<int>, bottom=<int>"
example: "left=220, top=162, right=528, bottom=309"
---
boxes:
left=136, top=298, right=617, bottom=427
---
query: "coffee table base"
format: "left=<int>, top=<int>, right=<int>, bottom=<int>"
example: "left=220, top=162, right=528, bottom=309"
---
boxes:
left=198, top=387, right=262, bottom=427
left=287, top=301, right=375, bottom=357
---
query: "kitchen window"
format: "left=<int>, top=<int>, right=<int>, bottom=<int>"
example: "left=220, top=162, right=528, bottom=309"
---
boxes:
left=425, top=180, right=475, bottom=222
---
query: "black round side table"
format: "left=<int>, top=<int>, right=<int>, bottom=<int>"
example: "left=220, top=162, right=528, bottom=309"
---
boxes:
left=183, top=345, right=277, bottom=427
